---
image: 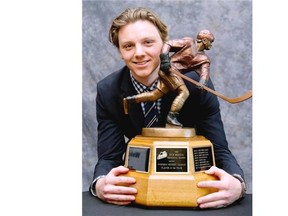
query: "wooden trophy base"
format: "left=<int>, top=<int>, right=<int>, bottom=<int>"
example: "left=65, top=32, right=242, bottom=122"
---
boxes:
left=121, top=127, right=218, bottom=207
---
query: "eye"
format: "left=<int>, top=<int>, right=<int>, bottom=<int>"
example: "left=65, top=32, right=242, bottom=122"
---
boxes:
left=122, top=43, right=134, bottom=50
left=144, top=39, right=153, bottom=46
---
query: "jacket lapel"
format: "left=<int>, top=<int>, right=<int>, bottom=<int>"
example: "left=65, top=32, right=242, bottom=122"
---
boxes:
left=120, top=67, right=144, bottom=133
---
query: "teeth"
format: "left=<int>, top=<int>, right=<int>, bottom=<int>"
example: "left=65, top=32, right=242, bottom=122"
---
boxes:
left=136, top=61, right=148, bottom=65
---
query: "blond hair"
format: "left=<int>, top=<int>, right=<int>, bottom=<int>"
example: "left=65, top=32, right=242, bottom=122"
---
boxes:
left=109, top=7, right=168, bottom=48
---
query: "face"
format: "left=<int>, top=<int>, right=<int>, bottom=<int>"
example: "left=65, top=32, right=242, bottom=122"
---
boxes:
left=118, top=20, right=164, bottom=86
left=204, top=38, right=214, bottom=50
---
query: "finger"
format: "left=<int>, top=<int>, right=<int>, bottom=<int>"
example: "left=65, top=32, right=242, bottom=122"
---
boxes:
left=111, top=185, right=137, bottom=195
left=198, top=199, right=228, bottom=209
left=197, top=191, right=220, bottom=204
left=113, top=176, right=136, bottom=186
left=104, top=193, right=136, bottom=205
left=110, top=166, right=129, bottom=176
left=107, top=166, right=133, bottom=181
left=197, top=179, right=221, bottom=189
left=108, top=200, right=133, bottom=206
left=105, top=174, right=136, bottom=185
left=106, top=195, right=135, bottom=205
left=197, top=191, right=229, bottom=208
left=103, top=184, right=137, bottom=196
left=204, top=166, right=221, bottom=175
left=107, top=166, right=136, bottom=184
left=204, top=166, right=229, bottom=180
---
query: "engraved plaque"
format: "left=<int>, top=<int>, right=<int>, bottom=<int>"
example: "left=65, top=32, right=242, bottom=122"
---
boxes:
left=193, top=147, right=213, bottom=172
left=155, top=147, right=188, bottom=173
left=127, top=146, right=150, bottom=172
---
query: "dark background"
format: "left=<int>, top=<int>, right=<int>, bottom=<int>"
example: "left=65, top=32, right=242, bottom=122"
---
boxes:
left=82, top=0, right=252, bottom=193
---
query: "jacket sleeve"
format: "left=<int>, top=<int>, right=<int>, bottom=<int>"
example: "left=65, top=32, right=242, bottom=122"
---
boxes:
left=196, top=79, right=245, bottom=179
left=92, top=79, right=127, bottom=179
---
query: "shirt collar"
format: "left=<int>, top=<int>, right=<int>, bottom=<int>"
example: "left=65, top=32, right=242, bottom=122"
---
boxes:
left=129, top=72, right=158, bottom=94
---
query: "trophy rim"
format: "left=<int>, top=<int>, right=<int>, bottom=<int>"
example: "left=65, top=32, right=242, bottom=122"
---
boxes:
left=141, top=127, right=196, bottom=138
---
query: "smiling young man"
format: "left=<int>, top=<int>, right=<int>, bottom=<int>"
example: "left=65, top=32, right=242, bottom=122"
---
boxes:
left=90, top=7, right=246, bottom=208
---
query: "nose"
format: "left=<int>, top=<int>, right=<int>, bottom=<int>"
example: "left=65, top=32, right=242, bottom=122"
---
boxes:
left=135, top=44, right=145, bottom=56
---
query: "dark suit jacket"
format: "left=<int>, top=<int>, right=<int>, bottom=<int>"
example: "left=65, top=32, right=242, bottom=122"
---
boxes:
left=92, top=66, right=244, bottom=181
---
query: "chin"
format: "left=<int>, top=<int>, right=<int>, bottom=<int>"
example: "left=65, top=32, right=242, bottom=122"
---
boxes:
left=133, top=69, right=154, bottom=77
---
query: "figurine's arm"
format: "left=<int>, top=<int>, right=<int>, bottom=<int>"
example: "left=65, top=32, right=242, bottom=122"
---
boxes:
left=197, top=62, right=210, bottom=87
left=166, top=37, right=194, bottom=53
left=160, top=37, right=194, bottom=74
left=161, top=42, right=171, bottom=54
left=159, top=53, right=171, bottom=73
left=160, top=42, right=172, bottom=73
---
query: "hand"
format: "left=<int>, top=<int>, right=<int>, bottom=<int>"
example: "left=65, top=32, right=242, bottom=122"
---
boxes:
left=197, top=166, right=242, bottom=208
left=160, top=53, right=171, bottom=73
left=197, top=78, right=207, bottom=91
left=95, top=166, right=137, bottom=205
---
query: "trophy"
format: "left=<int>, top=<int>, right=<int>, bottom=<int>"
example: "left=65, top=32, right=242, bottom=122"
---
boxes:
left=121, top=31, right=252, bottom=207
left=122, top=127, right=218, bottom=207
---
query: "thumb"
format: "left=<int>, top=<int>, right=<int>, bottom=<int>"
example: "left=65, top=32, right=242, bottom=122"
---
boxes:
left=110, top=165, right=129, bottom=176
left=204, top=166, right=225, bottom=179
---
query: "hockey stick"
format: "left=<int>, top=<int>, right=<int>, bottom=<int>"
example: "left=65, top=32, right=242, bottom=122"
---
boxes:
left=171, top=67, right=252, bottom=104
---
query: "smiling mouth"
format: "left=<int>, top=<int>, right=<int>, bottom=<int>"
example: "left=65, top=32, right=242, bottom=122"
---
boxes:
left=134, top=60, right=149, bottom=65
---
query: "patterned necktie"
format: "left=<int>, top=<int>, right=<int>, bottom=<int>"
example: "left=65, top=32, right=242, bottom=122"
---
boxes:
left=144, top=101, right=159, bottom=128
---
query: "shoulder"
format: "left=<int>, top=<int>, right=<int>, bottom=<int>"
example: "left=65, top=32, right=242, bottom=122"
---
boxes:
left=182, top=36, right=194, bottom=42
left=181, top=37, right=195, bottom=46
left=97, top=66, right=129, bottom=90
left=169, top=37, right=194, bottom=48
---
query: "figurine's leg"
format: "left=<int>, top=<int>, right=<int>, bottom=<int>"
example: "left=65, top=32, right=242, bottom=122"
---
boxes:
left=166, top=84, right=189, bottom=127
left=123, top=87, right=167, bottom=114
left=131, top=88, right=165, bottom=103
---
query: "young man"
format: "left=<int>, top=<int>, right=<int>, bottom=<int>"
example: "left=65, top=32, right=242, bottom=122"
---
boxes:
left=90, top=7, right=246, bottom=208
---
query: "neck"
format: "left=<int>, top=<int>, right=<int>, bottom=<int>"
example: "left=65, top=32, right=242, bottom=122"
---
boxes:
left=196, top=42, right=204, bottom=51
left=142, top=73, right=158, bottom=87
left=133, top=67, right=159, bottom=87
